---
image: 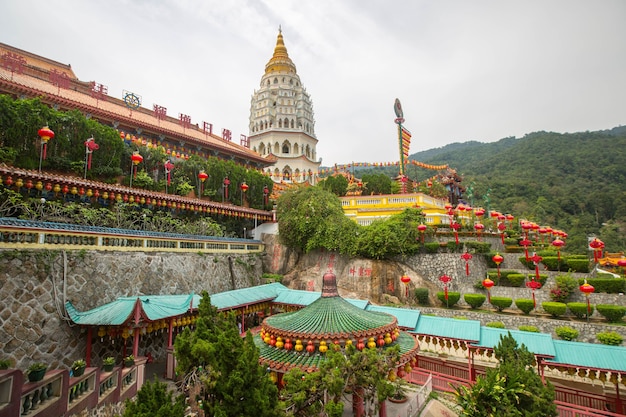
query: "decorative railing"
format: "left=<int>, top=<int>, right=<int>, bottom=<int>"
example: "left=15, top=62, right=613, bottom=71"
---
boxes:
left=0, top=218, right=263, bottom=254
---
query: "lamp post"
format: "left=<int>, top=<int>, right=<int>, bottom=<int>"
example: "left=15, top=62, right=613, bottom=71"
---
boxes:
left=520, top=237, right=532, bottom=261
left=84, top=137, right=98, bottom=179
left=482, top=276, right=495, bottom=303
left=129, top=152, right=143, bottom=188
left=552, top=238, right=565, bottom=268
left=589, top=238, right=604, bottom=263
left=497, top=221, right=507, bottom=244
left=222, top=176, right=230, bottom=203
left=417, top=223, right=427, bottom=244
left=579, top=279, right=595, bottom=322
left=240, top=182, right=249, bottom=206
left=474, top=222, right=484, bottom=241
left=439, top=274, right=452, bottom=308
left=451, top=222, right=461, bottom=245
left=401, top=275, right=411, bottom=298
left=164, top=160, right=174, bottom=194
left=525, top=278, right=542, bottom=309
left=197, top=170, right=208, bottom=197
left=37, top=126, right=54, bottom=173
left=530, top=252, right=543, bottom=281
left=492, top=253, right=504, bottom=278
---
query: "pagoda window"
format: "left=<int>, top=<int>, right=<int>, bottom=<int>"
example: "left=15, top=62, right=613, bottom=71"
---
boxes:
left=282, top=141, right=291, bottom=154
left=274, top=142, right=280, bottom=154
left=259, top=143, right=266, bottom=154
left=278, top=119, right=282, bottom=128
left=305, top=145, right=311, bottom=158
left=294, top=168, right=301, bottom=181
left=290, top=119, right=295, bottom=128
left=293, top=143, right=299, bottom=154
left=273, top=168, right=280, bottom=179
left=273, top=78, right=278, bottom=84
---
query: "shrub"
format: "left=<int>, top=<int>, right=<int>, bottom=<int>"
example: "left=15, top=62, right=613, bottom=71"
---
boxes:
left=490, top=296, right=513, bottom=312
left=464, top=241, right=491, bottom=253
left=445, top=241, right=462, bottom=252
left=436, top=291, right=461, bottom=307
left=596, top=331, right=623, bottom=346
left=503, top=237, right=518, bottom=246
left=540, top=256, right=562, bottom=271
left=423, top=242, right=440, bottom=253
left=123, top=377, right=186, bottom=417
left=519, top=325, right=540, bottom=333
left=549, top=274, right=578, bottom=302
left=414, top=288, right=430, bottom=305
left=578, top=278, right=626, bottom=294
left=530, top=273, right=548, bottom=287
left=542, top=302, right=567, bottom=318
left=596, top=304, right=626, bottom=323
left=567, top=302, right=594, bottom=319
left=486, top=321, right=505, bottom=329
left=464, top=293, right=487, bottom=309
left=565, top=258, right=590, bottom=273
left=504, top=273, right=526, bottom=287
left=515, top=298, right=535, bottom=315
left=555, top=326, right=579, bottom=341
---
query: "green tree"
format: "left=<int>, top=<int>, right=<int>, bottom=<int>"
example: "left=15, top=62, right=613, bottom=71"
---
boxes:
left=123, top=377, right=186, bottom=417
left=361, top=173, right=392, bottom=195
left=354, top=208, right=423, bottom=259
left=455, top=333, right=556, bottom=416
left=174, top=291, right=281, bottom=417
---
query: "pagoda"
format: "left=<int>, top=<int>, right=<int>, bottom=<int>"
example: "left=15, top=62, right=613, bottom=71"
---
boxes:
left=256, top=271, right=420, bottom=390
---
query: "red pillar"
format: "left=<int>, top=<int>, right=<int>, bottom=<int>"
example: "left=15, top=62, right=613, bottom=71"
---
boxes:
left=133, top=327, right=140, bottom=357
left=378, top=399, right=387, bottom=417
left=352, top=387, right=365, bottom=417
left=168, top=318, right=174, bottom=347
left=616, top=382, right=623, bottom=415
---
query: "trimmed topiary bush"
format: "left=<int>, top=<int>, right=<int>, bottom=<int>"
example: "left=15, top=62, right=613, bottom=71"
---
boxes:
left=577, top=278, right=626, bottom=294
left=596, top=304, right=626, bottom=323
left=564, top=258, right=590, bottom=273
left=515, top=298, right=535, bottom=315
left=567, top=302, right=594, bottom=319
left=464, top=293, right=487, bottom=309
left=518, top=325, right=540, bottom=333
left=555, top=326, right=579, bottom=341
left=542, top=302, right=567, bottom=318
left=436, top=291, right=461, bottom=307
left=486, top=321, right=505, bottom=329
left=423, top=242, right=441, bottom=253
left=504, top=273, right=526, bottom=287
left=490, top=296, right=513, bottom=312
left=464, top=241, right=491, bottom=253
left=596, top=331, right=623, bottom=346
left=414, top=288, right=430, bottom=305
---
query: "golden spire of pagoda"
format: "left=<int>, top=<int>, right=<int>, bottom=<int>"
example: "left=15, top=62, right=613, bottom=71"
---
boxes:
left=264, top=26, right=297, bottom=75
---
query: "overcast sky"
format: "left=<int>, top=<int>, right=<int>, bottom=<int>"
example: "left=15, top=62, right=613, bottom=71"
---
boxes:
left=2, top=0, right=625, bottom=166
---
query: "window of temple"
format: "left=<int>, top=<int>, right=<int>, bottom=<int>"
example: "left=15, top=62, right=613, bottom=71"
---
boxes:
left=290, top=119, right=295, bottom=128
left=282, top=140, right=291, bottom=154
left=278, top=119, right=282, bottom=128
left=274, top=143, right=280, bottom=154
left=305, top=145, right=311, bottom=157
left=283, top=167, right=292, bottom=181
left=293, top=143, right=299, bottom=154
left=294, top=168, right=301, bottom=181
left=273, top=78, right=278, bottom=84
left=259, top=143, right=266, bottom=154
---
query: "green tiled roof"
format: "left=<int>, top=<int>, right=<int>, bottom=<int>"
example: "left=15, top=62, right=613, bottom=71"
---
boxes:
left=473, top=327, right=556, bottom=357
left=255, top=331, right=419, bottom=372
left=546, top=340, right=626, bottom=372
left=264, top=295, right=395, bottom=338
left=366, top=305, right=420, bottom=329
left=414, top=315, right=481, bottom=341
left=272, top=288, right=370, bottom=310
left=205, top=282, right=286, bottom=310
left=66, top=294, right=194, bottom=325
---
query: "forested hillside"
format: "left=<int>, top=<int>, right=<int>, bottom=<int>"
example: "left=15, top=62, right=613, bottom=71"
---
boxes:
left=409, top=128, right=626, bottom=254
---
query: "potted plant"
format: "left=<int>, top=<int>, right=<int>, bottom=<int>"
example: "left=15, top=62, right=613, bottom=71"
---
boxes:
left=71, top=359, right=87, bottom=377
left=102, top=357, right=115, bottom=372
left=26, top=362, right=48, bottom=382
left=0, top=359, right=13, bottom=370
left=124, top=355, right=135, bottom=367
left=388, top=379, right=409, bottom=403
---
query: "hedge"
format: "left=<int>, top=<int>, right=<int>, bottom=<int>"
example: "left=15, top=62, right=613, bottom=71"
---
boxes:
left=486, top=321, right=505, bottom=329
left=464, top=241, right=492, bottom=253
left=565, top=258, right=590, bottom=273
left=519, top=325, right=540, bottom=333
left=414, top=288, right=430, bottom=305
left=555, top=326, right=579, bottom=341
left=529, top=273, right=548, bottom=287
left=504, top=273, right=526, bottom=287
left=436, top=291, right=461, bottom=307
left=596, top=304, right=626, bottom=323
left=577, top=278, right=626, bottom=294
left=542, top=302, right=567, bottom=318
left=423, top=242, right=441, bottom=253
left=515, top=298, right=535, bottom=315
left=567, top=302, right=594, bottom=319
left=490, top=296, right=513, bottom=312
left=464, top=293, right=487, bottom=309
left=596, top=331, right=623, bottom=346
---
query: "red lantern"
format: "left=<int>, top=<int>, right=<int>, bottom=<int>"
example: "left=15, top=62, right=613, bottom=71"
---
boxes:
left=439, top=274, right=452, bottom=306
left=451, top=222, right=461, bottom=244
left=240, top=182, right=249, bottom=192
left=530, top=252, right=543, bottom=281
left=417, top=224, right=427, bottom=243
left=263, top=185, right=269, bottom=206
left=164, top=160, right=174, bottom=187
left=482, top=277, right=495, bottom=303
left=492, top=253, right=504, bottom=278
left=223, top=177, right=231, bottom=201
left=198, top=170, right=208, bottom=195
left=525, top=278, right=542, bottom=308
left=401, top=274, right=411, bottom=297
left=38, top=126, right=55, bottom=160
left=579, top=279, right=595, bottom=320
left=474, top=223, right=484, bottom=240
left=552, top=238, right=565, bottom=262
left=84, top=137, right=99, bottom=171
left=589, top=238, right=604, bottom=263
left=474, top=208, right=485, bottom=218
left=497, top=222, right=507, bottom=244
left=130, top=152, right=143, bottom=178
left=618, top=259, right=626, bottom=269
left=461, top=252, right=473, bottom=276
left=306, top=340, right=315, bottom=354
left=519, top=238, right=533, bottom=261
